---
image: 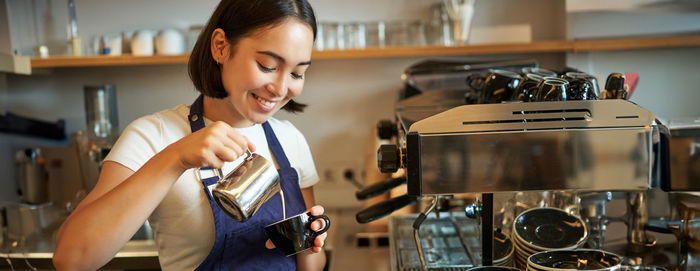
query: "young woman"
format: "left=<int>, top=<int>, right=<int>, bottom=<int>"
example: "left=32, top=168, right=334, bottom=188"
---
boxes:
left=53, top=0, right=327, bottom=270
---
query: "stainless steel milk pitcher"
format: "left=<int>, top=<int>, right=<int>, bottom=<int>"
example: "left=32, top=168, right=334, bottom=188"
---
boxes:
left=211, top=150, right=280, bottom=222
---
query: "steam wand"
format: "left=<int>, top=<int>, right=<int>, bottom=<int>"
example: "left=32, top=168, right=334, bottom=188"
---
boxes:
left=413, top=195, right=438, bottom=271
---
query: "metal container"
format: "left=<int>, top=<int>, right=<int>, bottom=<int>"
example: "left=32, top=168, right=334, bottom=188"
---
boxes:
left=212, top=150, right=280, bottom=222
left=15, top=148, right=49, bottom=204
left=4, top=202, right=62, bottom=241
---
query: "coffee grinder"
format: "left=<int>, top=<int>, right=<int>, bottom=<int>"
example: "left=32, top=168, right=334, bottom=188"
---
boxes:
left=79, top=84, right=119, bottom=191
left=78, top=85, right=152, bottom=240
left=84, top=84, right=118, bottom=158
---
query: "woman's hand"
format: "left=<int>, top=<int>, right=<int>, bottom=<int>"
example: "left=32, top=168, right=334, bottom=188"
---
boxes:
left=165, top=121, right=255, bottom=171
left=265, top=205, right=328, bottom=253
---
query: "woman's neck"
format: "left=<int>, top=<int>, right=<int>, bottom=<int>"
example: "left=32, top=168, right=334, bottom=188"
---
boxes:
left=202, top=95, right=254, bottom=128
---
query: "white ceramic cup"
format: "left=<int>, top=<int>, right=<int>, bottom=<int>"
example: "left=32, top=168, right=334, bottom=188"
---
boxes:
left=155, top=28, right=185, bottom=55
left=131, top=30, right=155, bottom=56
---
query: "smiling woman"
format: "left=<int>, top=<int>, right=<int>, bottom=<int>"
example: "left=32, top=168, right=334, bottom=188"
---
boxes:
left=52, top=1, right=328, bottom=271
left=205, top=19, right=314, bottom=125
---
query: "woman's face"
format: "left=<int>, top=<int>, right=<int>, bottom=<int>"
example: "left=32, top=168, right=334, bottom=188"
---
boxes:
left=218, top=19, right=314, bottom=126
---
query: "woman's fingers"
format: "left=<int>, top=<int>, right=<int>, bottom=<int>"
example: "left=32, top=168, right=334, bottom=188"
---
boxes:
left=314, top=232, right=327, bottom=246
left=213, top=140, right=241, bottom=163
left=308, top=205, right=324, bottom=216
left=311, top=218, right=326, bottom=231
left=206, top=122, right=253, bottom=164
left=312, top=232, right=327, bottom=252
left=224, top=124, right=255, bottom=154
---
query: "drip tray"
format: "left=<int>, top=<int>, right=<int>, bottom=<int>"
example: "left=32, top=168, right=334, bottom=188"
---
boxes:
left=389, top=212, right=481, bottom=270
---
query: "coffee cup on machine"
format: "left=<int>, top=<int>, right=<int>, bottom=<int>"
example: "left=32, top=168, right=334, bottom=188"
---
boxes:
left=536, top=79, right=569, bottom=102
left=601, top=72, right=627, bottom=100
left=265, top=211, right=330, bottom=256
left=481, top=69, right=521, bottom=104
left=563, top=72, right=599, bottom=100
left=521, top=67, right=557, bottom=78
left=566, top=77, right=595, bottom=100
left=511, top=73, right=544, bottom=102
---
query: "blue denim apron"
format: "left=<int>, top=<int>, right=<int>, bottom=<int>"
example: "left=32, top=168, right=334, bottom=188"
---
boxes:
left=188, top=95, right=307, bottom=270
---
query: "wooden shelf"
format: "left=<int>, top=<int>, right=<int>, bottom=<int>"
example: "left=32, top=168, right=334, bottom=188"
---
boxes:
left=29, top=33, right=700, bottom=69
left=311, top=40, right=574, bottom=59
left=30, top=54, right=188, bottom=68
left=572, top=33, right=700, bottom=52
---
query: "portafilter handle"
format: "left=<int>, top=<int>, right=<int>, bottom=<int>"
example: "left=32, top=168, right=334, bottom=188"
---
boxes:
left=355, top=176, right=406, bottom=200
left=355, top=194, right=416, bottom=224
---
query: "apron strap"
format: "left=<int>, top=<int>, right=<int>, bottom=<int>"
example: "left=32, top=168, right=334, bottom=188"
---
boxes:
left=262, top=122, right=291, bottom=169
left=189, top=94, right=206, bottom=133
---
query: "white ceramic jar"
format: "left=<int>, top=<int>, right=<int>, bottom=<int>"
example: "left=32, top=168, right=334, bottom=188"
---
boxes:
left=155, top=29, right=185, bottom=55
left=131, top=30, right=155, bottom=56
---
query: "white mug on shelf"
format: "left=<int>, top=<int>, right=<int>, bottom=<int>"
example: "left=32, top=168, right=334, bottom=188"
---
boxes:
left=155, top=28, right=185, bottom=55
left=131, top=30, right=155, bottom=56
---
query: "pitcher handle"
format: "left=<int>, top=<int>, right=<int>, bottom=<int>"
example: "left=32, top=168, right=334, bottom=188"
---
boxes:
left=244, top=149, right=253, bottom=161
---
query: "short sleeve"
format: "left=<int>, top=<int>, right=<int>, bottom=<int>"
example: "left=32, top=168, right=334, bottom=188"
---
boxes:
left=104, top=115, right=163, bottom=172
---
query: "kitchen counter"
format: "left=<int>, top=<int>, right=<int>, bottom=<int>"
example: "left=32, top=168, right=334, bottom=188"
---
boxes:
left=0, top=227, right=159, bottom=270
left=1, top=208, right=390, bottom=270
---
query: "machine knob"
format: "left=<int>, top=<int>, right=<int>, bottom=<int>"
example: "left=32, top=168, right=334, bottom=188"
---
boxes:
left=464, top=203, right=482, bottom=219
left=377, top=144, right=401, bottom=173
left=376, top=120, right=397, bottom=140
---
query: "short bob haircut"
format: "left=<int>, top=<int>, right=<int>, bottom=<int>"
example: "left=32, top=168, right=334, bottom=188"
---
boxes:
left=188, top=0, right=317, bottom=113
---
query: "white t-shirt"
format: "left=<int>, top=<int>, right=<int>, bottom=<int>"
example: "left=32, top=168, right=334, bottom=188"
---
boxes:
left=104, top=104, right=319, bottom=271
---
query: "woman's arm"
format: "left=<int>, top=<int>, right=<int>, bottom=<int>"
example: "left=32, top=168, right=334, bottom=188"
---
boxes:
left=295, top=187, right=328, bottom=271
left=53, top=121, right=253, bottom=271
left=53, top=149, right=186, bottom=271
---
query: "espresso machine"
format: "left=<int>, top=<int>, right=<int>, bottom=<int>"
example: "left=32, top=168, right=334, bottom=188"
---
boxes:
left=359, top=60, right=699, bottom=271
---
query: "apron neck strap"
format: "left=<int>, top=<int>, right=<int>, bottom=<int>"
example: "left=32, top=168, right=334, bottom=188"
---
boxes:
left=189, top=94, right=206, bottom=133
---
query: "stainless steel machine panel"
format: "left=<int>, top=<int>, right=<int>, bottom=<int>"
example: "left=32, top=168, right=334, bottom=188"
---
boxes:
left=417, top=128, right=652, bottom=194
left=405, top=100, right=658, bottom=196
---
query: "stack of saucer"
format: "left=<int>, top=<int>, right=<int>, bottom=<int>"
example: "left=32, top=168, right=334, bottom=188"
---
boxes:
left=493, top=230, right=515, bottom=267
left=511, top=208, right=588, bottom=269
left=527, top=249, right=622, bottom=271
left=467, top=266, right=521, bottom=271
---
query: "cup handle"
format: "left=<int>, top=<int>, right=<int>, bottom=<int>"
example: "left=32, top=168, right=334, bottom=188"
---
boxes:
left=309, top=214, right=331, bottom=236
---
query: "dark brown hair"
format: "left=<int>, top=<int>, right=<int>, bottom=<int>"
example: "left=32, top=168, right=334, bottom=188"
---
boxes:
left=188, top=0, right=317, bottom=113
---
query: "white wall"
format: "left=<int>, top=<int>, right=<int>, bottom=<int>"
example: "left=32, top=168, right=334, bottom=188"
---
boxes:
left=567, top=47, right=700, bottom=120
left=0, top=0, right=576, bottom=209
left=565, top=4, right=700, bottom=120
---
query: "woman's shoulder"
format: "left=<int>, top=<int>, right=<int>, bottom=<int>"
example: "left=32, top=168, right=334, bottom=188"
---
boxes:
left=118, top=104, right=191, bottom=148
left=126, top=104, right=189, bottom=131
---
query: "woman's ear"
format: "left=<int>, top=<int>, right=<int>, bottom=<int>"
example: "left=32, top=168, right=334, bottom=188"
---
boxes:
left=210, top=28, right=230, bottom=64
